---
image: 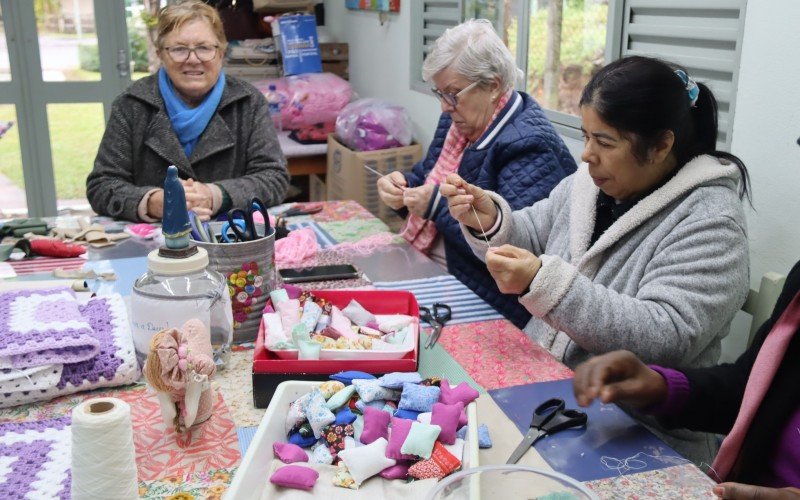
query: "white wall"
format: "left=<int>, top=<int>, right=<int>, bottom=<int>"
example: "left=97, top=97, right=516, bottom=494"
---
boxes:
left=324, top=1, right=800, bottom=352
left=732, top=1, right=800, bottom=285
left=323, top=2, right=441, bottom=148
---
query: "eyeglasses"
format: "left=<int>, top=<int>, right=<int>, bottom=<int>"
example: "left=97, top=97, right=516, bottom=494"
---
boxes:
left=431, top=81, right=480, bottom=107
left=163, top=45, right=220, bottom=63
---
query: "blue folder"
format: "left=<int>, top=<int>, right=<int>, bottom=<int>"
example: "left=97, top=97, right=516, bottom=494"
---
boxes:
left=489, top=379, right=691, bottom=481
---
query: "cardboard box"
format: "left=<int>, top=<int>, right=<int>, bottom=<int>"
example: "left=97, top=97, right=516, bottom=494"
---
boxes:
left=252, top=289, right=419, bottom=408
left=308, top=173, right=326, bottom=202
left=326, top=135, right=422, bottom=224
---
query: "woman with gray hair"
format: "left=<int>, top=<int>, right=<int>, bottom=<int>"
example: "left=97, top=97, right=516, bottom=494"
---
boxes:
left=87, top=0, right=289, bottom=222
left=378, top=19, right=576, bottom=329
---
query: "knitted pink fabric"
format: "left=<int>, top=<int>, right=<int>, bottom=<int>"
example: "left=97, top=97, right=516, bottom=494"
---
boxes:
left=711, top=290, right=800, bottom=480
left=401, top=90, right=511, bottom=253
left=153, top=319, right=217, bottom=431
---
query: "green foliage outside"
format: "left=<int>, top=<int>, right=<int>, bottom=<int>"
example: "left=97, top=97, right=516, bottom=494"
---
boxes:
left=0, top=103, right=104, bottom=200
left=129, top=26, right=150, bottom=72
left=78, top=43, right=100, bottom=72
left=507, top=0, right=608, bottom=114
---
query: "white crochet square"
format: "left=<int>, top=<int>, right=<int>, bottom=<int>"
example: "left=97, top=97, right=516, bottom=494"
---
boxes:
left=7, top=291, right=90, bottom=333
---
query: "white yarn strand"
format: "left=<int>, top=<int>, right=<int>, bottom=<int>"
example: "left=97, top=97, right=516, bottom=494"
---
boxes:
left=471, top=204, right=490, bottom=246
left=71, top=397, right=138, bottom=500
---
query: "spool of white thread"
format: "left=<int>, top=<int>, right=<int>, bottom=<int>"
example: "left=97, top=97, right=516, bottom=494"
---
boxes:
left=71, top=397, right=139, bottom=500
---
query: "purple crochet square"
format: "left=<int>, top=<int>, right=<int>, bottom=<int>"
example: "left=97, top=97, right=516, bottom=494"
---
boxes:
left=0, top=288, right=99, bottom=368
left=58, top=297, right=124, bottom=389
left=0, top=417, right=71, bottom=499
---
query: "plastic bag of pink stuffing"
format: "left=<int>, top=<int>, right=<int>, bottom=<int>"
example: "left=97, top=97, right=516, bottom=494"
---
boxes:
left=335, top=98, right=413, bottom=152
left=253, top=73, right=352, bottom=130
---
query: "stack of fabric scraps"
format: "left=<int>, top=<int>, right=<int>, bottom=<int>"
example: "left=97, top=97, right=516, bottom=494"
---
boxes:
left=0, top=288, right=139, bottom=408
left=264, top=289, right=416, bottom=359
left=265, top=372, right=483, bottom=495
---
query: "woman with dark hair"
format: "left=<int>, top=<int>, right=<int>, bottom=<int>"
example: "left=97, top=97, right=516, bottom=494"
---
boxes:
left=573, top=258, right=800, bottom=498
left=440, top=55, right=751, bottom=462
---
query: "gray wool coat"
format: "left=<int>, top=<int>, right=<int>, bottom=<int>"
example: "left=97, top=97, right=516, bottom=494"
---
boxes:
left=86, top=74, right=289, bottom=221
left=462, top=155, right=750, bottom=463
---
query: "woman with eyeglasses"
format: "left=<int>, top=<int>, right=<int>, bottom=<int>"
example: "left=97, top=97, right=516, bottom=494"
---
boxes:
left=87, top=0, right=288, bottom=222
left=377, top=19, right=576, bottom=330
left=441, top=55, right=753, bottom=463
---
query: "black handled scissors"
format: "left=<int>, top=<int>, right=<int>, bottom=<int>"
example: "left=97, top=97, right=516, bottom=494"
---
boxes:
left=419, top=303, right=452, bottom=349
left=221, top=198, right=269, bottom=242
left=274, top=202, right=324, bottom=227
left=506, top=398, right=588, bottom=464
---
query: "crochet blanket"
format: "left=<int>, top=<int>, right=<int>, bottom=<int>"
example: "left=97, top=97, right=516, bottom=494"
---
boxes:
left=0, top=416, right=72, bottom=499
left=0, top=288, right=99, bottom=369
left=0, top=294, right=140, bottom=408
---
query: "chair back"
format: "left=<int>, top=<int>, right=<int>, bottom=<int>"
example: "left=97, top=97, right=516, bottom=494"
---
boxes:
left=741, top=271, right=787, bottom=347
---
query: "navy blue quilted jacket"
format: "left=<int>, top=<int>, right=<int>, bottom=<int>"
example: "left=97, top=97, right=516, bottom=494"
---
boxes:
left=403, top=91, right=577, bottom=328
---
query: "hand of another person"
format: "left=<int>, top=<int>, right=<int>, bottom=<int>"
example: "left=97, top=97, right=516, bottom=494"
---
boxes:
left=182, top=178, right=214, bottom=211
left=440, top=173, right=497, bottom=231
left=377, top=171, right=407, bottom=210
left=572, top=350, right=668, bottom=409
left=403, top=183, right=436, bottom=218
left=713, top=483, right=800, bottom=499
left=146, top=189, right=165, bottom=219
left=485, top=244, right=541, bottom=294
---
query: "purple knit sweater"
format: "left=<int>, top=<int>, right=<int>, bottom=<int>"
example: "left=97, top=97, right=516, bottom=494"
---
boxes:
left=650, top=366, right=800, bottom=487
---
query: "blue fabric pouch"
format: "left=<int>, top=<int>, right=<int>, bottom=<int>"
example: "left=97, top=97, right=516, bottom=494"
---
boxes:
left=398, top=382, right=440, bottom=413
left=379, top=372, right=422, bottom=389
left=330, top=370, right=377, bottom=385
left=393, top=408, right=421, bottom=420
left=335, top=407, right=358, bottom=425
left=288, top=430, right=317, bottom=448
left=478, top=424, right=492, bottom=448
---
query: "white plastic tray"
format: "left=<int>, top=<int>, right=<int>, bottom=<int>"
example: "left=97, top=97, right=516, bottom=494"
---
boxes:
left=225, top=381, right=480, bottom=500
left=266, top=315, right=419, bottom=360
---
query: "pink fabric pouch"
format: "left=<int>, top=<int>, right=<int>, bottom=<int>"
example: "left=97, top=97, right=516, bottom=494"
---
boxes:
left=431, top=401, right=464, bottom=445
left=360, top=406, right=391, bottom=444
left=330, top=306, right=357, bottom=340
left=273, top=442, right=309, bottom=463
left=269, top=464, right=319, bottom=490
left=386, top=416, right=416, bottom=460
left=440, top=379, right=480, bottom=406
left=379, top=463, right=410, bottom=480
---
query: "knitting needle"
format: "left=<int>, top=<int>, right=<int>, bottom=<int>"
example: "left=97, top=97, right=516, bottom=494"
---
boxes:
left=363, top=164, right=406, bottom=190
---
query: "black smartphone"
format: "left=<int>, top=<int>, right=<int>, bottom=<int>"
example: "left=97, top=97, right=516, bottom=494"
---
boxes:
left=279, top=264, right=359, bottom=284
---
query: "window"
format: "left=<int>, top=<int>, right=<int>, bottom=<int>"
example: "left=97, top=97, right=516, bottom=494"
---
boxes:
left=411, top=0, right=746, bottom=147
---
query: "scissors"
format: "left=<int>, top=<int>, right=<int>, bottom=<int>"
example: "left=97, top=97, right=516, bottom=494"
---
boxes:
left=274, top=202, right=324, bottom=227
left=506, top=398, right=588, bottom=464
left=188, top=210, right=216, bottom=243
left=419, top=303, right=452, bottom=349
left=221, top=198, right=269, bottom=243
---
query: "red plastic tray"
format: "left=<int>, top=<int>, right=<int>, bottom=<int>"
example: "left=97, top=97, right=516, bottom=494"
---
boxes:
left=253, top=289, right=420, bottom=375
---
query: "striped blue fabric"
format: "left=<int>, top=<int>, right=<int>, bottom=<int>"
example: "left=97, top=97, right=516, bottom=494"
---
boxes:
left=373, top=275, right=505, bottom=326
left=287, top=221, right=338, bottom=249
left=237, top=426, right=258, bottom=455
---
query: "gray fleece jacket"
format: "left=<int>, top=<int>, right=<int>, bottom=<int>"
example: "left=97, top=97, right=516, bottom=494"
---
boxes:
left=462, top=155, right=750, bottom=463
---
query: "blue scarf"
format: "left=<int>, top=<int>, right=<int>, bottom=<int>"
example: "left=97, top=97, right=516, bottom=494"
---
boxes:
left=158, top=68, right=226, bottom=157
